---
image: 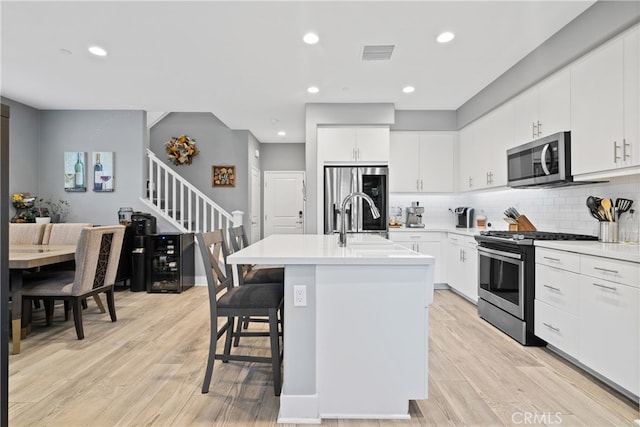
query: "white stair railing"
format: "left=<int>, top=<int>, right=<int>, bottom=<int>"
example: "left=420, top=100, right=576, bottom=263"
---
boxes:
left=141, top=149, right=243, bottom=233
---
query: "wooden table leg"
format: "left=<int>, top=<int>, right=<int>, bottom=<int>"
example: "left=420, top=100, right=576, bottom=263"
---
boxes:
left=9, top=269, right=22, bottom=354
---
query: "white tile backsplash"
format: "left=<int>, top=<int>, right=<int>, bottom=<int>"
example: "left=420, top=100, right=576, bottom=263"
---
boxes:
left=390, top=175, right=640, bottom=236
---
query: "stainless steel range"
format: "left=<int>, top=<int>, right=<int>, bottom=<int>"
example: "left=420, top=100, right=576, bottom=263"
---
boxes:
left=475, top=230, right=597, bottom=345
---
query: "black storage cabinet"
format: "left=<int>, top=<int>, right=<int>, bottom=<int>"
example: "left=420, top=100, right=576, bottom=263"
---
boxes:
left=148, top=233, right=195, bottom=293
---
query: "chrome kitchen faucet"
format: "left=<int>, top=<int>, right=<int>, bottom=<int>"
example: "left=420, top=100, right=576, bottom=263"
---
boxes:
left=338, top=192, right=380, bottom=247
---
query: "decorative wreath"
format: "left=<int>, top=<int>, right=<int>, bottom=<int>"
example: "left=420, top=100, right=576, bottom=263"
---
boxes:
left=164, top=135, right=199, bottom=166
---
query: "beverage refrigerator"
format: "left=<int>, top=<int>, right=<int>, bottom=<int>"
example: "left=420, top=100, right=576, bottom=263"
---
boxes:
left=148, top=233, right=194, bottom=293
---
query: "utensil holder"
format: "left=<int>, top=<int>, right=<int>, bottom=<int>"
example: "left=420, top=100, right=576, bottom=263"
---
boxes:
left=599, top=222, right=618, bottom=243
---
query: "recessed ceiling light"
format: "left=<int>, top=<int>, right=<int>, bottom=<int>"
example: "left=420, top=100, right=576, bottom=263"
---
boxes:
left=303, top=32, right=319, bottom=45
left=88, top=45, right=108, bottom=56
left=278, top=131, right=286, bottom=137
left=402, top=86, right=415, bottom=94
left=437, top=31, right=455, bottom=43
left=307, top=86, right=319, bottom=94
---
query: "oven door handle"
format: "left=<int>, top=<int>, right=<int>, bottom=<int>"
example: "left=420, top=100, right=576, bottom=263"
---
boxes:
left=477, top=246, right=522, bottom=260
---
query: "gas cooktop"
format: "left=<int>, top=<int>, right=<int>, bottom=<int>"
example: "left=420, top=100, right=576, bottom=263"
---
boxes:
left=477, top=230, right=598, bottom=244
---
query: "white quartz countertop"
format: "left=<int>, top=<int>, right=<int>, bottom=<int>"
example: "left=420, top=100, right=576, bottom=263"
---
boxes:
left=227, top=234, right=435, bottom=265
left=389, top=225, right=482, bottom=237
left=535, top=240, right=640, bottom=263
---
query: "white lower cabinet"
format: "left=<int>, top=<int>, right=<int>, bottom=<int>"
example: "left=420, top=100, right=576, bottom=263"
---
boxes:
left=446, top=234, right=477, bottom=302
left=578, top=256, right=639, bottom=397
left=535, top=248, right=639, bottom=398
left=389, top=231, right=445, bottom=283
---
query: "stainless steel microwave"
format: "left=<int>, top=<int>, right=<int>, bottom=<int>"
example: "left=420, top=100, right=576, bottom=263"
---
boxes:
left=507, top=131, right=571, bottom=188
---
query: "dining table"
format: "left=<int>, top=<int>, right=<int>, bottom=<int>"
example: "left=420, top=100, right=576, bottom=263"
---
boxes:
left=8, top=244, right=75, bottom=354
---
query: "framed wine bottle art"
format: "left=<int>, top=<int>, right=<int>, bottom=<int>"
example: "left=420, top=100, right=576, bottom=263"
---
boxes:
left=64, top=151, right=87, bottom=192
left=92, top=151, right=114, bottom=192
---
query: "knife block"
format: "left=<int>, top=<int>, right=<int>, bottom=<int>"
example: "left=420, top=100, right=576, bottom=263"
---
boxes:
left=515, top=215, right=537, bottom=231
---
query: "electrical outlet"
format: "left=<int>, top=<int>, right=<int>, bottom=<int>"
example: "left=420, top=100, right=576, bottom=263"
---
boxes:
left=293, top=285, right=307, bottom=307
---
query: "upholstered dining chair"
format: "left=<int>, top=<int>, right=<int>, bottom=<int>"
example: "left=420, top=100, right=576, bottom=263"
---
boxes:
left=21, top=225, right=125, bottom=340
left=197, top=230, right=284, bottom=396
left=9, top=223, right=46, bottom=245
left=41, top=223, right=106, bottom=312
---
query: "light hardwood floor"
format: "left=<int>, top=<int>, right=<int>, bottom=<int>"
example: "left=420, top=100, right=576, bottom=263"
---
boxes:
left=9, top=287, right=639, bottom=426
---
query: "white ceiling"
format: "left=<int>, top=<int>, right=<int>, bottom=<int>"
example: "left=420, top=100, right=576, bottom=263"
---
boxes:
left=1, top=1, right=595, bottom=143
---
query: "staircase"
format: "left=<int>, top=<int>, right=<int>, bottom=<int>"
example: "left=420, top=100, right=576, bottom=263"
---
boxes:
left=140, top=149, right=243, bottom=233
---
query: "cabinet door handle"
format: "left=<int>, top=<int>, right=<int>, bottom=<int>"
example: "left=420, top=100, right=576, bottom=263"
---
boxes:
left=416, top=179, right=420, bottom=191
left=543, top=284, right=561, bottom=292
left=623, top=138, right=630, bottom=160
left=532, top=122, right=537, bottom=139
left=420, top=179, right=423, bottom=191
left=613, top=141, right=621, bottom=162
left=543, top=256, right=561, bottom=262
left=537, top=120, right=542, bottom=137
left=593, top=267, right=619, bottom=274
left=592, top=282, right=617, bottom=292
left=543, top=322, right=560, bottom=332
left=468, top=177, right=473, bottom=188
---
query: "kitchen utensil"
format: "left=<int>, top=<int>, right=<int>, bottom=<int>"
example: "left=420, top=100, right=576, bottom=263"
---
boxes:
left=615, top=198, right=634, bottom=219
left=601, top=198, right=613, bottom=222
left=586, top=196, right=605, bottom=221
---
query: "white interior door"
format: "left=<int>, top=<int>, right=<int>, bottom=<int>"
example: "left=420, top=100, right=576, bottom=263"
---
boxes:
left=250, top=167, right=261, bottom=244
left=264, top=171, right=305, bottom=237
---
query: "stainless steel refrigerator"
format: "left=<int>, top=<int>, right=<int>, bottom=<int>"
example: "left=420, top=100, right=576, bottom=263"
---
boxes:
left=324, top=166, right=388, bottom=235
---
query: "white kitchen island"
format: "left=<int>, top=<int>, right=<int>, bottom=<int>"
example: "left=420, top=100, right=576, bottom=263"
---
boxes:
left=227, top=233, right=435, bottom=424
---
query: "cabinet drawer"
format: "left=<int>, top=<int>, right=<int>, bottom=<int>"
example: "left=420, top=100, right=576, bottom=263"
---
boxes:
left=390, top=231, right=441, bottom=243
left=534, top=300, right=579, bottom=357
left=580, top=255, right=639, bottom=288
left=535, top=265, right=580, bottom=314
left=536, top=248, right=580, bottom=272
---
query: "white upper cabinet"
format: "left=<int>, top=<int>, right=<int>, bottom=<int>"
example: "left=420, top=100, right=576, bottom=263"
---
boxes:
left=513, top=69, right=571, bottom=146
left=458, top=103, right=513, bottom=191
left=390, top=132, right=455, bottom=193
left=317, top=127, right=389, bottom=163
left=623, top=26, right=639, bottom=168
left=571, top=26, right=639, bottom=177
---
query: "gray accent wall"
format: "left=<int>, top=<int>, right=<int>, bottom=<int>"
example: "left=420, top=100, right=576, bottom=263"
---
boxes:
left=149, top=112, right=254, bottom=236
left=38, top=110, right=147, bottom=225
left=1, top=98, right=40, bottom=200
left=2, top=98, right=148, bottom=226
left=392, top=110, right=457, bottom=131
left=261, top=143, right=305, bottom=171
left=457, top=0, right=640, bottom=128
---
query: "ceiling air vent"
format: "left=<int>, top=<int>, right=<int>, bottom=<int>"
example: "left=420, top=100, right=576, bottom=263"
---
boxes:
left=362, top=45, right=395, bottom=61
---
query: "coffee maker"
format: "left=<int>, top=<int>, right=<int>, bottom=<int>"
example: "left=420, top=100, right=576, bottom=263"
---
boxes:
left=405, top=202, right=425, bottom=228
left=130, top=212, right=157, bottom=292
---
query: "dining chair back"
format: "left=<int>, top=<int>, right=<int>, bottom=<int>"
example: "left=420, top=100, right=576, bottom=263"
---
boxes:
left=228, top=225, right=284, bottom=285
left=9, top=223, right=46, bottom=244
left=42, top=223, right=93, bottom=245
left=197, top=230, right=284, bottom=396
left=22, top=225, right=125, bottom=340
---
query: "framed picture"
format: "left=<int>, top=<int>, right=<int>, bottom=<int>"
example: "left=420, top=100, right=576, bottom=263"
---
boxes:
left=92, top=151, right=114, bottom=192
left=64, top=151, right=87, bottom=192
left=212, top=165, right=235, bottom=187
